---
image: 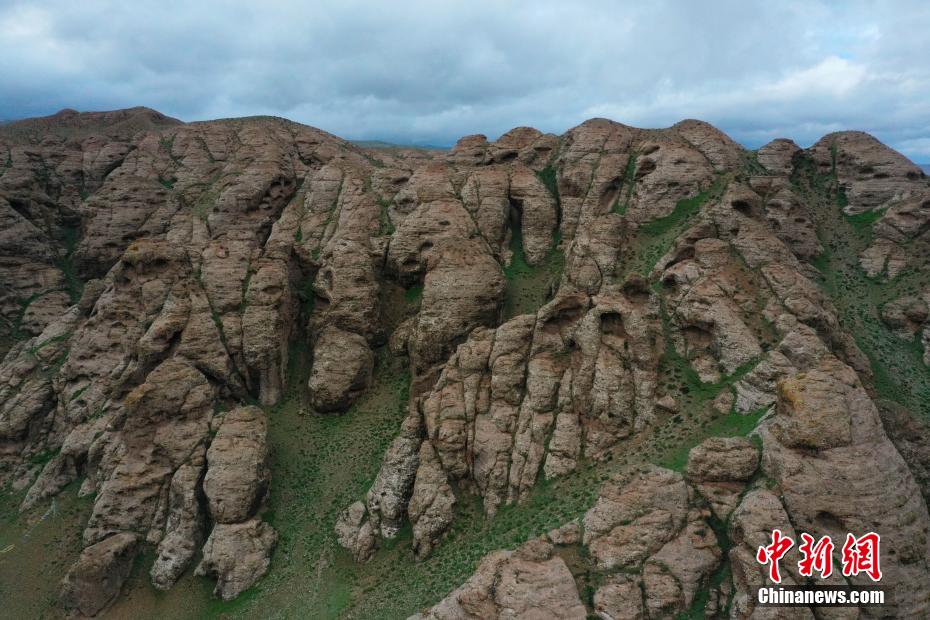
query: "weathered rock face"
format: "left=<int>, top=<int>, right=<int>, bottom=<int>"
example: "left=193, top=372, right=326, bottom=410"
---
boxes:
left=60, top=532, right=138, bottom=616
left=582, top=466, right=691, bottom=570
left=406, top=237, right=506, bottom=373
left=196, top=518, right=277, bottom=601
left=415, top=338, right=930, bottom=617
left=810, top=131, right=924, bottom=215
left=408, top=440, right=456, bottom=559
left=2, top=108, right=930, bottom=618
left=203, top=405, right=269, bottom=523
left=763, top=358, right=930, bottom=616
left=150, top=457, right=205, bottom=590
left=860, top=189, right=930, bottom=279
left=686, top=436, right=759, bottom=519
left=413, top=463, right=726, bottom=620
left=308, top=325, right=374, bottom=412
left=410, top=538, right=587, bottom=620
left=757, top=138, right=801, bottom=176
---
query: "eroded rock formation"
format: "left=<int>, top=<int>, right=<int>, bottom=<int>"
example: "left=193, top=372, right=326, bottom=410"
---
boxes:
left=1, top=108, right=928, bottom=617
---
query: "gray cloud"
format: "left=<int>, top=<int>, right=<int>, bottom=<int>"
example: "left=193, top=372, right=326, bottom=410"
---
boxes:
left=2, top=0, right=929, bottom=160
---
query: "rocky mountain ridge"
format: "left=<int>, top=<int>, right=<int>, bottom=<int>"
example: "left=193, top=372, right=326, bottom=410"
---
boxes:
left=0, top=107, right=928, bottom=618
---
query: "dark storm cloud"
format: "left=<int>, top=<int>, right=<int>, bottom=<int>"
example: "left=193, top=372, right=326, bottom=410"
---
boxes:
left=2, top=0, right=929, bottom=159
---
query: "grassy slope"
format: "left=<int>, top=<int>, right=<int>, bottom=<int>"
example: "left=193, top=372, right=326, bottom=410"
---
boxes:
left=0, top=483, right=93, bottom=619
left=502, top=225, right=564, bottom=320
left=617, top=174, right=729, bottom=282
left=796, top=159, right=930, bottom=416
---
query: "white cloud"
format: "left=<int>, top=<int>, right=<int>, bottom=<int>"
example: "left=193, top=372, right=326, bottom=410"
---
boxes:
left=761, top=56, right=867, bottom=99
left=0, top=0, right=928, bottom=160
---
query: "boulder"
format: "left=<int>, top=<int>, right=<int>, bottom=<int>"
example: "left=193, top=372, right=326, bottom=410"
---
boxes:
left=308, top=325, right=374, bottom=412
left=60, top=533, right=138, bottom=616
left=203, top=405, right=269, bottom=524
left=196, top=518, right=277, bottom=601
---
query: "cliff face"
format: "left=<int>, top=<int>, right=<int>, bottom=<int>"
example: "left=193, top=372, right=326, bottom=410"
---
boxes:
left=0, top=108, right=928, bottom=618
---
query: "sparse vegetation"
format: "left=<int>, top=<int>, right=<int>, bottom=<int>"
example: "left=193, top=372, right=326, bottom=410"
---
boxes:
left=502, top=226, right=564, bottom=319
left=55, top=225, right=84, bottom=304
left=656, top=407, right=767, bottom=472
left=611, top=152, right=638, bottom=214
left=536, top=164, right=559, bottom=202
left=403, top=284, right=423, bottom=304
left=796, top=154, right=930, bottom=418
left=617, top=174, right=729, bottom=280
left=4, top=109, right=928, bottom=620
left=377, top=197, right=395, bottom=235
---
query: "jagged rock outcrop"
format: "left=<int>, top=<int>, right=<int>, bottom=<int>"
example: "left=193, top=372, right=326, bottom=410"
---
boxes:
left=413, top=463, right=727, bottom=620
left=406, top=237, right=506, bottom=373
left=60, top=532, right=139, bottom=617
left=762, top=357, right=930, bottom=616
left=408, top=439, right=456, bottom=559
left=859, top=189, right=930, bottom=279
left=192, top=406, right=275, bottom=599
left=202, top=405, right=269, bottom=523
left=150, top=455, right=206, bottom=589
left=810, top=131, right=924, bottom=215
left=308, top=325, right=374, bottom=412
left=415, top=336, right=930, bottom=617
left=2, top=108, right=929, bottom=618
left=582, top=465, right=691, bottom=570
left=410, top=538, right=587, bottom=620
left=757, top=138, right=801, bottom=176
left=338, top=283, right=665, bottom=557
left=196, top=517, right=277, bottom=601
left=686, top=436, right=759, bottom=519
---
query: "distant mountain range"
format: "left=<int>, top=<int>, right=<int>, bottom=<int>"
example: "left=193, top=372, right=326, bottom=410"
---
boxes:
left=920, top=163, right=930, bottom=174
left=350, top=139, right=449, bottom=150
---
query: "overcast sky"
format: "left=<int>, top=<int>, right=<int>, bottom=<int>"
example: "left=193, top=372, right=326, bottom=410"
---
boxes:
left=2, top=1, right=929, bottom=160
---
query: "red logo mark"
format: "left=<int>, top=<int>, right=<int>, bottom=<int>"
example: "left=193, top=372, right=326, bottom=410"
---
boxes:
left=841, top=532, right=882, bottom=582
left=798, top=533, right=834, bottom=579
left=756, top=528, right=795, bottom=583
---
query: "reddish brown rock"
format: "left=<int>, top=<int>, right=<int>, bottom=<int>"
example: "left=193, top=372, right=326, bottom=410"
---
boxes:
left=757, top=138, right=800, bottom=176
left=308, top=325, right=374, bottom=412
left=60, top=532, right=138, bottom=617
left=202, top=405, right=269, bottom=524
left=810, top=131, right=924, bottom=215
left=582, top=466, right=689, bottom=570
left=3, top=108, right=930, bottom=618
left=410, top=539, right=586, bottom=620
left=195, top=518, right=277, bottom=601
left=686, top=436, right=759, bottom=519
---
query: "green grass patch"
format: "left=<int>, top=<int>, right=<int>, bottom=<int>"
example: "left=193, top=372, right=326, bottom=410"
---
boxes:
left=612, top=152, right=638, bottom=214
left=844, top=206, right=884, bottom=232
left=618, top=175, right=729, bottom=280
left=656, top=407, right=767, bottom=472
left=403, top=284, right=423, bottom=304
left=639, top=181, right=717, bottom=237
left=28, top=447, right=60, bottom=467
left=28, top=331, right=72, bottom=357
left=796, top=158, right=930, bottom=418
left=55, top=224, right=83, bottom=304
left=377, top=197, right=395, bottom=236
left=536, top=164, right=559, bottom=202
left=502, top=226, right=564, bottom=319
left=503, top=226, right=533, bottom=281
